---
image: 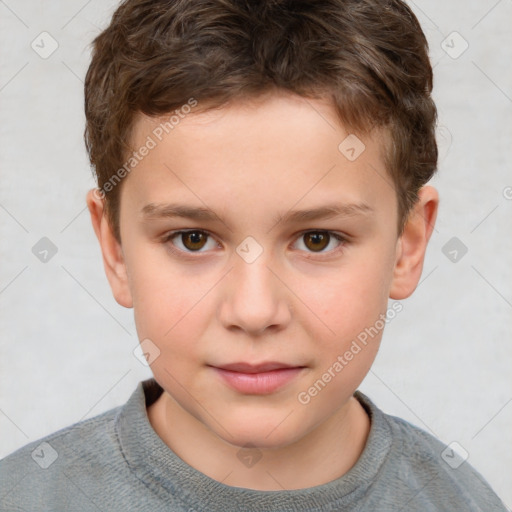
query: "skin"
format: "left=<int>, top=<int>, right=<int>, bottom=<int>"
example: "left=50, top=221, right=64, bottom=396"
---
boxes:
left=86, top=91, right=438, bottom=491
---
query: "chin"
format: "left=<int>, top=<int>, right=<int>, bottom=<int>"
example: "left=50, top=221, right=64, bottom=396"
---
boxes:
left=226, top=433, right=297, bottom=451
left=214, top=415, right=307, bottom=451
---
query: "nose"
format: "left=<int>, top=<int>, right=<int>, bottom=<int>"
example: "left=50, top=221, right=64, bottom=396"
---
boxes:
left=218, top=253, right=292, bottom=336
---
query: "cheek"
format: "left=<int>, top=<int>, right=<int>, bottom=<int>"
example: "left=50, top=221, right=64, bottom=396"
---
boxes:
left=127, top=247, right=222, bottom=377
left=128, top=252, right=203, bottom=350
left=133, top=285, right=207, bottom=351
left=296, top=262, right=390, bottom=410
left=297, top=256, right=393, bottom=342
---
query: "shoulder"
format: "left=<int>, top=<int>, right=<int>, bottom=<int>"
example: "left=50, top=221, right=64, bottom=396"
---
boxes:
left=370, top=401, right=507, bottom=511
left=1, top=403, right=121, bottom=466
left=0, top=379, right=169, bottom=510
left=0, top=404, right=134, bottom=510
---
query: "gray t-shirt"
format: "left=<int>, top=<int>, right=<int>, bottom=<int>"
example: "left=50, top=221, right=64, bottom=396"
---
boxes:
left=0, top=378, right=507, bottom=511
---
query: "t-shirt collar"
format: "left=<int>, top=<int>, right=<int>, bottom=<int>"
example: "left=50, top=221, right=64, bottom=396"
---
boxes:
left=114, top=377, right=392, bottom=511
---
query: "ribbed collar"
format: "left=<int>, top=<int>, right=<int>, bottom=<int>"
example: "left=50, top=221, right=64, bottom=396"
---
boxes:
left=114, top=378, right=392, bottom=511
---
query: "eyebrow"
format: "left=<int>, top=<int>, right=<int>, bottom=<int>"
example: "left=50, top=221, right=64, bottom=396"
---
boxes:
left=140, top=201, right=373, bottom=227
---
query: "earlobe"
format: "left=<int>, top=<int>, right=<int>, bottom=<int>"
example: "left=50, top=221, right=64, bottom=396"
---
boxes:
left=86, top=189, right=133, bottom=308
left=389, top=186, right=439, bottom=300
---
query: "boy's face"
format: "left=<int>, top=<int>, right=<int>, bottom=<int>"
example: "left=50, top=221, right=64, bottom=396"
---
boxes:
left=88, top=92, right=437, bottom=450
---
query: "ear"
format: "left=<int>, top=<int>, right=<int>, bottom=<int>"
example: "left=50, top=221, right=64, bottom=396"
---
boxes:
left=86, top=189, right=133, bottom=308
left=389, top=186, right=439, bottom=300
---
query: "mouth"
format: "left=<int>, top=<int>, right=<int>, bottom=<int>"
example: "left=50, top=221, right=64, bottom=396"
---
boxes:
left=212, top=361, right=305, bottom=373
left=208, top=361, right=307, bottom=394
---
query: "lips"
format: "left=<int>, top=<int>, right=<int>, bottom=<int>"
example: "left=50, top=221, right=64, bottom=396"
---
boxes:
left=212, top=362, right=303, bottom=373
left=209, top=362, right=306, bottom=394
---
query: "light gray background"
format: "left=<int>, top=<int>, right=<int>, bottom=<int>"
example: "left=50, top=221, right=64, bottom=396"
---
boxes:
left=1, top=0, right=511, bottom=507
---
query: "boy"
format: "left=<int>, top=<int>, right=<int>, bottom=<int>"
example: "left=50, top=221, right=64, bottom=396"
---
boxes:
left=0, top=0, right=507, bottom=510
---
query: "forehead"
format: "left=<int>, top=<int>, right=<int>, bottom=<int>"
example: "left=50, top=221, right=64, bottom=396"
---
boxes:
left=131, top=91, right=387, bottom=159
left=122, top=92, right=395, bottom=226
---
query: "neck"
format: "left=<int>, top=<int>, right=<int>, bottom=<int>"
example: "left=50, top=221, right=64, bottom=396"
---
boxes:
left=147, top=391, right=370, bottom=491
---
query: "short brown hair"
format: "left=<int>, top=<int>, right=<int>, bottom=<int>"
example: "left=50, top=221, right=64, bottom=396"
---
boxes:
left=84, top=0, right=437, bottom=243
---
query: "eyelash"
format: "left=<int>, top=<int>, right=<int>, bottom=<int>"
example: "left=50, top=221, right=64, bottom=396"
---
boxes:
left=161, top=229, right=348, bottom=259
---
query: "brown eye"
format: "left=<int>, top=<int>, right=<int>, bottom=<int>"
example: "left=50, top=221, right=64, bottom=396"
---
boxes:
left=302, top=232, right=330, bottom=252
left=180, top=231, right=208, bottom=251
left=294, top=230, right=346, bottom=257
left=164, top=229, right=219, bottom=256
